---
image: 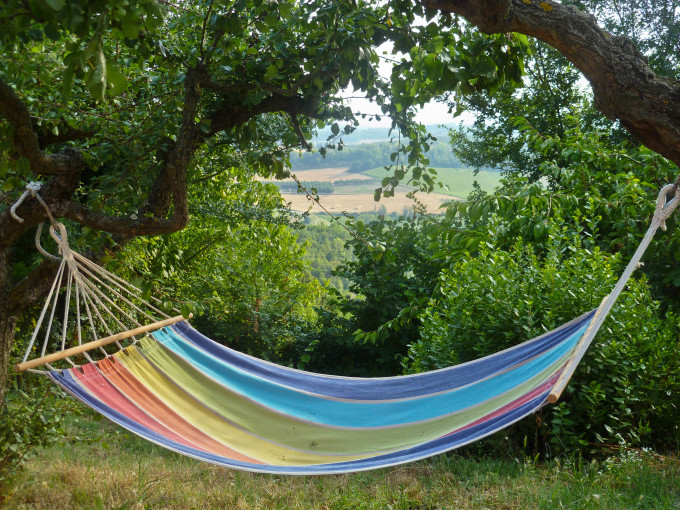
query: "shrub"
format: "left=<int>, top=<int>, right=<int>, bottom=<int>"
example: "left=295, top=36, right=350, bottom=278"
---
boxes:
left=403, top=231, right=680, bottom=455
left=0, top=377, right=70, bottom=486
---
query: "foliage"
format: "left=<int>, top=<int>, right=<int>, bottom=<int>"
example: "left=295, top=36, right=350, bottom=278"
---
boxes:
left=289, top=293, right=402, bottom=376
left=447, top=40, right=605, bottom=182
left=0, top=0, right=530, bottom=210
left=118, top=178, right=323, bottom=362
left=296, top=220, right=354, bottom=294
left=404, top=232, right=680, bottom=454
left=0, top=374, right=74, bottom=486
left=566, top=0, right=680, bottom=80
left=333, top=214, right=447, bottom=374
left=441, top=117, right=680, bottom=300
left=272, top=180, right=338, bottom=194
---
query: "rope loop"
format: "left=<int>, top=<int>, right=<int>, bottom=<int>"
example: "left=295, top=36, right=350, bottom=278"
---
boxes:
left=35, top=223, right=61, bottom=262
left=652, top=183, right=680, bottom=231
left=10, top=180, right=58, bottom=227
left=10, top=181, right=43, bottom=223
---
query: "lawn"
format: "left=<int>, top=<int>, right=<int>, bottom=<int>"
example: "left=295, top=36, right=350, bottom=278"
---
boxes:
left=4, top=407, right=679, bottom=509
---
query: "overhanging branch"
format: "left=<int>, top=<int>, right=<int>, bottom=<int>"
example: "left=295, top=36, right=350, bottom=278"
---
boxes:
left=423, top=0, right=680, bottom=167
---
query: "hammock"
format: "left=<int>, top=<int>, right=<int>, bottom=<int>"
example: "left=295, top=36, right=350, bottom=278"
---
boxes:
left=13, top=183, right=679, bottom=475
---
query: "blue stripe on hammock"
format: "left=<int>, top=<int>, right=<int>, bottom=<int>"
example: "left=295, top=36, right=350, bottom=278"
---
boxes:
left=149, top=319, right=588, bottom=428
left=169, top=310, right=595, bottom=401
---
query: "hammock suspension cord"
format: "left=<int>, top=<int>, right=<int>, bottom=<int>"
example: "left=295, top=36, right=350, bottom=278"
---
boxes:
left=12, top=183, right=189, bottom=373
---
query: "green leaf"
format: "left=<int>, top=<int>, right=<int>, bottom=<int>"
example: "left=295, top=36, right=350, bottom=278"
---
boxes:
left=87, top=49, right=107, bottom=103
left=122, top=11, right=143, bottom=40
left=45, top=0, right=65, bottom=10
left=44, top=23, right=60, bottom=41
left=61, top=67, right=76, bottom=102
left=278, top=3, right=293, bottom=18
left=472, top=55, right=497, bottom=79
left=265, top=64, right=278, bottom=81
left=180, top=303, right=194, bottom=318
left=105, top=63, right=128, bottom=96
left=264, top=12, right=279, bottom=27
left=2, top=177, right=20, bottom=192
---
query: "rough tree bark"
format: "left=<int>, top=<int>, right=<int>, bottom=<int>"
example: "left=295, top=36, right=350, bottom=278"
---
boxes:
left=423, top=0, right=680, bottom=169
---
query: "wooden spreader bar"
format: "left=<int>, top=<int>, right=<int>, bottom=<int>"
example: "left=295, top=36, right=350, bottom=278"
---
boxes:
left=15, top=313, right=192, bottom=372
left=547, top=297, right=609, bottom=404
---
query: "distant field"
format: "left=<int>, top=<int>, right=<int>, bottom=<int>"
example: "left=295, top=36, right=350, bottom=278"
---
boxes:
left=276, top=166, right=499, bottom=214
left=363, top=167, right=501, bottom=198
left=281, top=188, right=453, bottom=215
left=286, top=167, right=372, bottom=181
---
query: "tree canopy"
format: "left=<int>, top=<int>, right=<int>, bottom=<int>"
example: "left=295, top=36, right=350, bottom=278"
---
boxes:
left=0, top=0, right=531, bottom=395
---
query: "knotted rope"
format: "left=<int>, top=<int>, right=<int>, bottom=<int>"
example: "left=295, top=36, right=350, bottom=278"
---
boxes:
left=10, top=182, right=61, bottom=262
left=10, top=181, right=44, bottom=223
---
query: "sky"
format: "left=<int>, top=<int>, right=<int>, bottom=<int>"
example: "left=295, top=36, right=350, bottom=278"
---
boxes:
left=340, top=92, right=473, bottom=127
left=339, top=41, right=477, bottom=128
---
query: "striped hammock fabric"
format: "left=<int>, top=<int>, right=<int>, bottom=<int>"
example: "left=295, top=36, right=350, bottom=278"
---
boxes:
left=47, top=309, right=597, bottom=475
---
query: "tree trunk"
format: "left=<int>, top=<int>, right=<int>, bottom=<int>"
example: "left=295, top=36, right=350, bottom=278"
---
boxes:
left=0, top=312, right=17, bottom=408
left=0, top=247, right=18, bottom=407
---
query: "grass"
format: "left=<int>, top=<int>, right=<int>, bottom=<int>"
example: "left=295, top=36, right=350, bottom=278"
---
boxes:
left=3, top=407, right=680, bottom=509
left=362, top=167, right=502, bottom=199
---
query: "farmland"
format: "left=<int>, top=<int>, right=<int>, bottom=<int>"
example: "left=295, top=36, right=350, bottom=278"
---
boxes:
left=275, top=165, right=501, bottom=215
left=267, top=137, right=503, bottom=215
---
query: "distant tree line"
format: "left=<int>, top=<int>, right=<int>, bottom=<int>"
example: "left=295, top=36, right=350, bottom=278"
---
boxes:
left=291, top=140, right=465, bottom=172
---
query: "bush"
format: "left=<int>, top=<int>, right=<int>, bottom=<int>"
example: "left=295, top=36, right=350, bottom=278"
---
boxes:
left=0, top=377, right=71, bottom=486
left=403, top=231, right=680, bottom=455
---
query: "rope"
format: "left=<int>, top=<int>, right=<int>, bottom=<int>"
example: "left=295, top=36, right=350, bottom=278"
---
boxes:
left=12, top=182, right=173, bottom=372
left=549, top=183, right=680, bottom=402
left=10, top=181, right=43, bottom=223
left=35, top=223, right=61, bottom=262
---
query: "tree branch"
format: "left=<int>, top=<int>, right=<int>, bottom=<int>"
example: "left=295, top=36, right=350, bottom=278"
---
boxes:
left=207, top=91, right=321, bottom=136
left=0, top=76, right=86, bottom=175
left=289, top=113, right=312, bottom=151
left=423, top=0, right=680, bottom=168
left=36, top=125, right=96, bottom=149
